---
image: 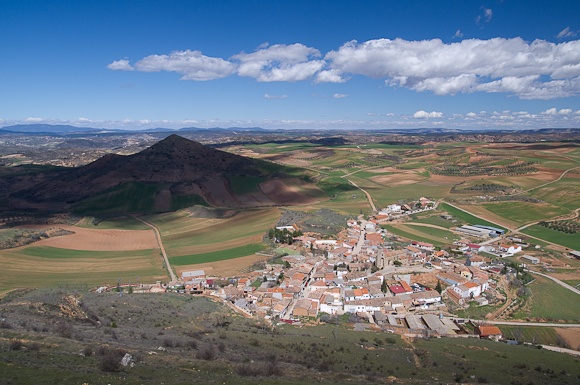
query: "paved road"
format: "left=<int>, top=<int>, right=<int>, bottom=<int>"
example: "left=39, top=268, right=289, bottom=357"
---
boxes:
left=132, top=215, right=177, bottom=282
left=528, top=270, right=580, bottom=295
left=469, top=320, right=580, bottom=327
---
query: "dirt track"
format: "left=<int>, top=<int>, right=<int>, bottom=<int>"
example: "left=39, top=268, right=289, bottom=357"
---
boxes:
left=21, top=225, right=158, bottom=251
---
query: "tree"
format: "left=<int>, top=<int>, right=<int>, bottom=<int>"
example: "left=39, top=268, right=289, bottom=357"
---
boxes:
left=435, top=281, right=442, bottom=294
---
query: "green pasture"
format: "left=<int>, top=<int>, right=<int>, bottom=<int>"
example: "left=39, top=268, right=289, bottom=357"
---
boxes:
left=529, top=178, right=580, bottom=210
left=0, top=246, right=165, bottom=288
left=169, top=243, right=266, bottom=265
left=72, top=182, right=208, bottom=214
left=226, top=175, right=268, bottom=195
left=480, top=202, right=570, bottom=226
left=146, top=208, right=281, bottom=250
left=405, top=223, right=460, bottom=242
left=499, top=325, right=560, bottom=345
left=315, top=176, right=358, bottom=198
left=410, top=214, right=455, bottom=228
left=514, top=276, right=580, bottom=322
left=75, top=216, right=150, bottom=230
left=439, top=203, right=507, bottom=231
left=521, top=224, right=580, bottom=250
left=381, top=224, right=452, bottom=246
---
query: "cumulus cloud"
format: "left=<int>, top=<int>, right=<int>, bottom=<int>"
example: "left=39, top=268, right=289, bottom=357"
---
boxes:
left=542, top=107, right=573, bottom=115
left=557, top=27, right=577, bottom=39
left=413, top=110, right=443, bottom=119
left=108, top=36, right=580, bottom=99
left=322, top=37, right=580, bottom=99
left=134, top=50, right=237, bottom=81
left=107, top=59, right=135, bottom=71
left=231, top=43, right=324, bottom=82
left=332, top=93, right=348, bottom=98
left=264, top=93, right=288, bottom=99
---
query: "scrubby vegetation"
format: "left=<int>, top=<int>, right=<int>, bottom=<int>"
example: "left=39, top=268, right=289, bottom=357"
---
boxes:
left=538, top=220, right=580, bottom=234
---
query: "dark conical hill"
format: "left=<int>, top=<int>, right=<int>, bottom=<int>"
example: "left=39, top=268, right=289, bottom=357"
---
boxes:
left=16, top=135, right=262, bottom=204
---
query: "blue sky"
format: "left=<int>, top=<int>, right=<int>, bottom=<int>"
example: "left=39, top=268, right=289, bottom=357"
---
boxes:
left=1, top=0, right=580, bottom=130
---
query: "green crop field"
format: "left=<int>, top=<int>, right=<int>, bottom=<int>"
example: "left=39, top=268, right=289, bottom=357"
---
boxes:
left=499, top=325, right=560, bottom=345
left=410, top=214, right=455, bottom=228
left=75, top=216, right=150, bottom=230
left=521, top=224, right=580, bottom=249
left=480, top=202, right=569, bottom=225
left=0, top=246, right=166, bottom=288
left=143, top=208, right=280, bottom=264
left=439, top=203, right=507, bottom=231
left=514, top=276, right=580, bottom=322
left=381, top=224, right=452, bottom=246
left=528, top=178, right=580, bottom=210
left=169, top=243, right=266, bottom=265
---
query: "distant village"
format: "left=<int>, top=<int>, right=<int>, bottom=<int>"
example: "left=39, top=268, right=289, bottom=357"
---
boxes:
left=141, top=196, right=559, bottom=340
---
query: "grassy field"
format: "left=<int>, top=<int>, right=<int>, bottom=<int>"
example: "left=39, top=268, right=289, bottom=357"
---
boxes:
left=72, top=182, right=208, bottom=214
left=522, top=224, right=580, bottom=250
left=439, top=203, right=507, bottom=231
left=514, top=276, right=580, bottom=322
left=528, top=177, right=580, bottom=210
left=499, top=325, right=561, bottom=345
left=75, top=216, right=150, bottom=230
left=169, top=243, right=266, bottom=265
left=480, top=202, right=570, bottom=226
left=226, top=175, right=268, bottom=195
left=0, top=246, right=166, bottom=288
left=381, top=224, right=454, bottom=246
left=410, top=213, right=455, bottom=228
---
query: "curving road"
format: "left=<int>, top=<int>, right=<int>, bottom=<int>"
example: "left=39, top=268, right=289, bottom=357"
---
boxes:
left=131, top=215, right=177, bottom=282
left=511, top=164, right=580, bottom=196
left=345, top=179, right=376, bottom=211
left=528, top=270, right=580, bottom=295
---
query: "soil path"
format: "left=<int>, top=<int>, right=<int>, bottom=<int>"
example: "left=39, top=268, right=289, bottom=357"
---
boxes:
left=345, top=179, right=376, bottom=211
left=511, top=163, right=580, bottom=196
left=528, top=271, right=580, bottom=295
left=131, top=215, right=177, bottom=282
left=488, top=276, right=514, bottom=320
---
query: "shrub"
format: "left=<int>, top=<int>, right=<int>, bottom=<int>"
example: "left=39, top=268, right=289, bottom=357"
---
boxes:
left=0, top=320, right=12, bottom=329
left=9, top=339, right=24, bottom=351
left=28, top=342, right=41, bottom=352
left=196, top=346, right=215, bottom=361
left=98, top=348, right=127, bottom=372
left=83, top=346, right=94, bottom=356
left=54, top=321, right=74, bottom=338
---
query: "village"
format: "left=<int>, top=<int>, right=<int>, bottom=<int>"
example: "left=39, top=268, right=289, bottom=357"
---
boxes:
left=153, top=196, right=560, bottom=341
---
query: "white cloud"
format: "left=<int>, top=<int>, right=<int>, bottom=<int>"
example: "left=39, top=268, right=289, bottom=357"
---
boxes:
left=483, top=8, right=492, bottom=22
left=314, top=69, right=346, bottom=83
left=264, top=93, right=288, bottom=99
left=134, top=50, right=237, bottom=81
left=107, top=59, right=135, bottom=71
left=413, top=110, right=443, bottom=119
left=332, top=93, right=348, bottom=98
left=231, top=43, right=324, bottom=82
left=453, top=30, right=464, bottom=39
left=24, top=117, right=43, bottom=122
left=543, top=107, right=573, bottom=115
left=557, top=27, right=577, bottom=39
left=466, top=112, right=477, bottom=117
left=322, top=37, right=580, bottom=99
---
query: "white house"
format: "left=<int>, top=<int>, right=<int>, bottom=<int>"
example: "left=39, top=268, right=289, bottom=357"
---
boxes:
left=499, top=244, right=522, bottom=254
left=453, top=282, right=483, bottom=298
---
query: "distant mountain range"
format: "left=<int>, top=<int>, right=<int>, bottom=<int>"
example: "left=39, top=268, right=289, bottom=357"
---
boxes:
left=0, top=124, right=267, bottom=134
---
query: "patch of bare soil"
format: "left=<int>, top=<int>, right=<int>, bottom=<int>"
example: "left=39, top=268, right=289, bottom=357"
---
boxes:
left=154, top=189, right=171, bottom=212
left=261, top=154, right=311, bottom=167
left=176, top=253, right=270, bottom=278
left=201, top=177, right=243, bottom=207
left=556, top=328, right=580, bottom=350
left=370, top=173, right=424, bottom=186
left=21, top=225, right=158, bottom=251
left=260, top=179, right=318, bottom=206
left=237, top=192, right=276, bottom=207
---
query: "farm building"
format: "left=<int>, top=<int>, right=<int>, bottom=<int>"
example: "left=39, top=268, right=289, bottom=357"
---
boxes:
left=456, top=225, right=492, bottom=238
left=475, top=325, right=502, bottom=339
left=521, top=255, right=540, bottom=264
left=471, top=225, right=505, bottom=236
left=181, top=270, right=205, bottom=280
left=569, top=250, right=580, bottom=261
